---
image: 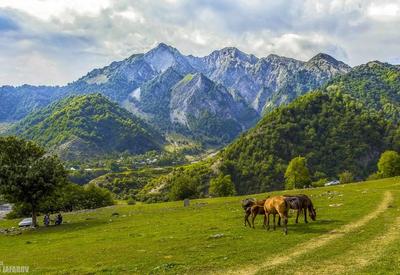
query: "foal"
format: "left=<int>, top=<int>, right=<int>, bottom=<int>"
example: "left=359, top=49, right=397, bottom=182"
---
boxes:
left=242, top=198, right=267, bottom=228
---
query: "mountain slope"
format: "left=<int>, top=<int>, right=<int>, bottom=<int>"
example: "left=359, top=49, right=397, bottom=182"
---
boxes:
left=321, top=61, right=400, bottom=122
left=169, top=73, right=259, bottom=144
left=8, top=94, right=162, bottom=160
left=217, top=91, right=394, bottom=194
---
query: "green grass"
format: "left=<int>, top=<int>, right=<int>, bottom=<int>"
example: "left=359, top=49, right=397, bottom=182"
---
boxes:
left=1, top=177, right=400, bottom=274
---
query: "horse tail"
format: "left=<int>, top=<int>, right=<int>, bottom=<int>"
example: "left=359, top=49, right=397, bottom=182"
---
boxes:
left=284, top=198, right=290, bottom=215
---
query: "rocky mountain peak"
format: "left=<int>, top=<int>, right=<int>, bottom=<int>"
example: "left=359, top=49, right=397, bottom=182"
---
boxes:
left=307, top=53, right=351, bottom=72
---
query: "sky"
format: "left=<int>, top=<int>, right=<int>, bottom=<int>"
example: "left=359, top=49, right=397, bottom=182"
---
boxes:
left=0, top=0, right=399, bottom=86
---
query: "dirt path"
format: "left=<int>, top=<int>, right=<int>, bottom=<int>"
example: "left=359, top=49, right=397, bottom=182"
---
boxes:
left=293, top=215, right=400, bottom=274
left=218, top=191, right=393, bottom=275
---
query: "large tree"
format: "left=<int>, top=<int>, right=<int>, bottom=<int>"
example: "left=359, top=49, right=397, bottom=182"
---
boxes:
left=0, top=136, right=67, bottom=227
left=284, top=156, right=311, bottom=189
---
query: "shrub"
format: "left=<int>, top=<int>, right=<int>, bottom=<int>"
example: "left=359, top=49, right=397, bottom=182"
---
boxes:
left=209, top=174, right=236, bottom=197
left=312, top=178, right=328, bottom=187
left=339, top=171, right=354, bottom=184
left=127, top=198, right=136, bottom=205
left=367, top=172, right=383, bottom=181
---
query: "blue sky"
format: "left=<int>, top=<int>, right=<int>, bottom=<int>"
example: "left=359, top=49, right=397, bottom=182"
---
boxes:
left=0, top=0, right=399, bottom=86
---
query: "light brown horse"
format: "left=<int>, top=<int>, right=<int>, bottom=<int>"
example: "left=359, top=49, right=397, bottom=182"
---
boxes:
left=264, top=196, right=290, bottom=235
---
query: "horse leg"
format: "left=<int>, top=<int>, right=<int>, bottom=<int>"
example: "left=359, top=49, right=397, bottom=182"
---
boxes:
left=251, top=212, right=257, bottom=229
left=273, top=214, right=276, bottom=230
left=278, top=216, right=281, bottom=227
left=266, top=213, right=270, bottom=231
left=283, top=214, right=288, bottom=235
left=304, top=207, right=308, bottom=223
left=263, top=214, right=267, bottom=229
left=245, top=211, right=251, bottom=227
left=296, top=209, right=299, bottom=224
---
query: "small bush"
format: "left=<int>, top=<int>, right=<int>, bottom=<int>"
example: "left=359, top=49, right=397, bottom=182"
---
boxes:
left=339, top=171, right=354, bottom=184
left=367, top=172, right=383, bottom=181
left=312, top=178, right=328, bottom=187
left=127, top=198, right=136, bottom=205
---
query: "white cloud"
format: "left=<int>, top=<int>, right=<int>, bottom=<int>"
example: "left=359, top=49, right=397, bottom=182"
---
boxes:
left=367, top=2, right=400, bottom=20
left=0, top=0, right=399, bottom=85
left=0, top=0, right=111, bottom=21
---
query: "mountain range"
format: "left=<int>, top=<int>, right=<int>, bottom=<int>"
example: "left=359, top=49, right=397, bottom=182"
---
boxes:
left=1, top=43, right=351, bottom=147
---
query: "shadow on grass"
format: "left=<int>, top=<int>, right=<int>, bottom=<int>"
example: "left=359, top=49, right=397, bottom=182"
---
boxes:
left=3, top=219, right=110, bottom=237
left=248, top=219, right=342, bottom=234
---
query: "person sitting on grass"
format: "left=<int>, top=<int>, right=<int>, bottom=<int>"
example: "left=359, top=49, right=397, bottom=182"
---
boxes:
left=43, top=214, right=50, bottom=226
left=55, top=213, right=63, bottom=225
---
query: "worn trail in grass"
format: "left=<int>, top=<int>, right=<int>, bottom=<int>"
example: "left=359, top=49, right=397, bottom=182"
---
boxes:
left=224, top=191, right=394, bottom=275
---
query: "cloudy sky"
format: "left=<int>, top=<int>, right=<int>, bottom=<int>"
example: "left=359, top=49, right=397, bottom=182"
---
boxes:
left=0, top=0, right=399, bottom=86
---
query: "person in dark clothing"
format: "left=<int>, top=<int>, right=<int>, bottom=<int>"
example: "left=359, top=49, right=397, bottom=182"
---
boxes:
left=43, top=214, right=50, bottom=226
left=55, top=213, right=63, bottom=225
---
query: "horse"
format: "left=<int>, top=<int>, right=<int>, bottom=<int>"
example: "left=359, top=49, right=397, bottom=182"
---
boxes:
left=264, top=196, right=290, bottom=235
left=242, top=198, right=256, bottom=227
left=283, top=194, right=316, bottom=223
left=249, top=199, right=267, bottom=229
left=242, top=198, right=267, bottom=228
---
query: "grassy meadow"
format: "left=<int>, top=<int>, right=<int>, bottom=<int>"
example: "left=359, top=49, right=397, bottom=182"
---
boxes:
left=1, top=177, right=400, bottom=274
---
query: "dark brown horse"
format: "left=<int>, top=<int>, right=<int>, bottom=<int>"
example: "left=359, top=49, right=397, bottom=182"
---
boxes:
left=242, top=198, right=256, bottom=227
left=283, top=194, right=316, bottom=223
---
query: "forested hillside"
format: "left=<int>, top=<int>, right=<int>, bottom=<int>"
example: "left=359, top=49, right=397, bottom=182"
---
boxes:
left=322, top=61, right=400, bottom=122
left=8, top=94, right=162, bottom=160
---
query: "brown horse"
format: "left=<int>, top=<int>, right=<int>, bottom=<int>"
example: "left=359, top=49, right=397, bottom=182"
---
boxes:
left=242, top=198, right=267, bottom=228
left=250, top=199, right=267, bottom=228
left=283, top=194, right=316, bottom=223
left=242, top=198, right=256, bottom=227
left=264, top=196, right=290, bottom=235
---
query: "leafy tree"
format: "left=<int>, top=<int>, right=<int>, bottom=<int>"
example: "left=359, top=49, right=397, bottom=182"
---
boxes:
left=0, top=136, right=67, bottom=227
left=377, top=150, right=400, bottom=178
left=339, top=171, right=354, bottom=184
left=8, top=183, right=114, bottom=219
left=169, top=174, right=199, bottom=201
left=284, top=156, right=311, bottom=189
left=209, top=174, right=236, bottom=197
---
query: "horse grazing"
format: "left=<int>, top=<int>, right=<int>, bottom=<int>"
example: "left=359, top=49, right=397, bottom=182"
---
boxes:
left=264, top=196, right=290, bottom=235
left=283, top=194, right=316, bottom=223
